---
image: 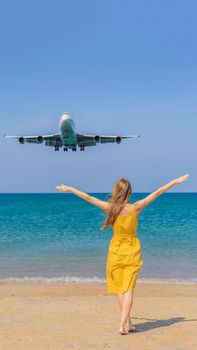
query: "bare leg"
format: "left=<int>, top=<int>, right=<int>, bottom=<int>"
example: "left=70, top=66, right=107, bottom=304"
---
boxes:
left=119, top=291, right=133, bottom=333
left=118, top=294, right=132, bottom=329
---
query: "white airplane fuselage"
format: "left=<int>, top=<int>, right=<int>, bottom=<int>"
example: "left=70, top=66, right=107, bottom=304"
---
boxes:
left=59, top=112, right=77, bottom=147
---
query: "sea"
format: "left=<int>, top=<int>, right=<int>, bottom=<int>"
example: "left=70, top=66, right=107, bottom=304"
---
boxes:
left=0, top=193, right=196, bottom=284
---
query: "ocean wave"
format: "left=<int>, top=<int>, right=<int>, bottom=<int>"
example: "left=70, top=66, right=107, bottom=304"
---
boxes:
left=0, top=276, right=106, bottom=284
left=138, top=278, right=197, bottom=285
left=0, top=276, right=196, bottom=285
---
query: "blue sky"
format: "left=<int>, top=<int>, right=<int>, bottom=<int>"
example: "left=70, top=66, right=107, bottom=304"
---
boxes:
left=0, top=0, right=196, bottom=192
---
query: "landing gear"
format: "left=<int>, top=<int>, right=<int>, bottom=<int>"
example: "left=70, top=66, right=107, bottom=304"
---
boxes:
left=63, top=146, right=68, bottom=152
left=54, top=146, right=59, bottom=151
left=80, top=145, right=85, bottom=151
left=72, top=146, right=77, bottom=151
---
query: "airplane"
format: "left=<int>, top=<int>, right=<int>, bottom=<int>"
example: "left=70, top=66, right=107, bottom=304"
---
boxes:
left=5, top=112, right=140, bottom=152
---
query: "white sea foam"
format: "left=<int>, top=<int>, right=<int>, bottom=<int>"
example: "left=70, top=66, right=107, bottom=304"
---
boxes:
left=0, top=276, right=196, bottom=285
left=0, top=276, right=106, bottom=284
left=138, top=278, right=197, bottom=285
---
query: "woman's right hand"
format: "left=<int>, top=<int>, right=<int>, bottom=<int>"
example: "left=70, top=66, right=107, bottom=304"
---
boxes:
left=174, top=174, right=190, bottom=184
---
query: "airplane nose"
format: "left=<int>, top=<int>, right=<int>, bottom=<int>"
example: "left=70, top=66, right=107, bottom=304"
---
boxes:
left=61, top=113, right=70, bottom=121
left=60, top=114, right=68, bottom=123
left=59, top=113, right=71, bottom=129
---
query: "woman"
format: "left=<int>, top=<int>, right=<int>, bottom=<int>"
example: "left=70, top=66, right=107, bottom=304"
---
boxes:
left=56, top=173, right=189, bottom=335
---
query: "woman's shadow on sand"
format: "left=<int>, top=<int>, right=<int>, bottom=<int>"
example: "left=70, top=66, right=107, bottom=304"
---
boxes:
left=132, top=316, right=197, bottom=333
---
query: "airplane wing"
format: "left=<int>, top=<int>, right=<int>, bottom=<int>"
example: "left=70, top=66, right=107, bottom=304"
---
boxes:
left=4, top=133, right=63, bottom=147
left=5, top=132, right=140, bottom=150
left=77, top=133, right=140, bottom=146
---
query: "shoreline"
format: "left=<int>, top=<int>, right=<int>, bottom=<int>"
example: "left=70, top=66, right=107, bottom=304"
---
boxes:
left=0, top=281, right=197, bottom=297
left=0, top=277, right=196, bottom=285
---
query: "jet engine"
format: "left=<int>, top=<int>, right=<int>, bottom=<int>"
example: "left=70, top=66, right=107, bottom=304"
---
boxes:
left=19, top=137, right=25, bottom=144
left=94, top=135, right=101, bottom=143
left=37, top=136, right=44, bottom=143
left=116, top=136, right=121, bottom=144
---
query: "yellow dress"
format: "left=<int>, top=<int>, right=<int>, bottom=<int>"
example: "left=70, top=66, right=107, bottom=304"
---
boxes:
left=106, top=204, right=143, bottom=294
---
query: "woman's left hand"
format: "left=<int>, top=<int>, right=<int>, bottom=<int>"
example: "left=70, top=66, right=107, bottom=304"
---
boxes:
left=55, top=184, right=72, bottom=192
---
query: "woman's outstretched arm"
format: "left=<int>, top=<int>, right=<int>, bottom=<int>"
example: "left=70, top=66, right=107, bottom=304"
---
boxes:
left=55, top=184, right=110, bottom=212
left=134, top=174, right=189, bottom=213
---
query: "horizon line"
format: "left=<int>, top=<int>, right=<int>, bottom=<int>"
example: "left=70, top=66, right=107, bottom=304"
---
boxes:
left=0, top=191, right=196, bottom=194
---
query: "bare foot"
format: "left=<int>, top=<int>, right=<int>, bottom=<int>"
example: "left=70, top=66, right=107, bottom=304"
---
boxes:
left=125, top=318, right=133, bottom=332
left=119, top=329, right=127, bottom=335
left=119, top=324, right=127, bottom=335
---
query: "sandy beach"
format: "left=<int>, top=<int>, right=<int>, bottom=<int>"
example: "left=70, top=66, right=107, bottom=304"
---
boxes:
left=0, top=282, right=196, bottom=350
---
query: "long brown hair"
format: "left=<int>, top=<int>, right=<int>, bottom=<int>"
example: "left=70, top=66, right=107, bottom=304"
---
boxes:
left=101, top=178, right=132, bottom=231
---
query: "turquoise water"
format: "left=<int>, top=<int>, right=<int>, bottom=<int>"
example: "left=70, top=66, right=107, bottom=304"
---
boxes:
left=0, top=193, right=196, bottom=283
